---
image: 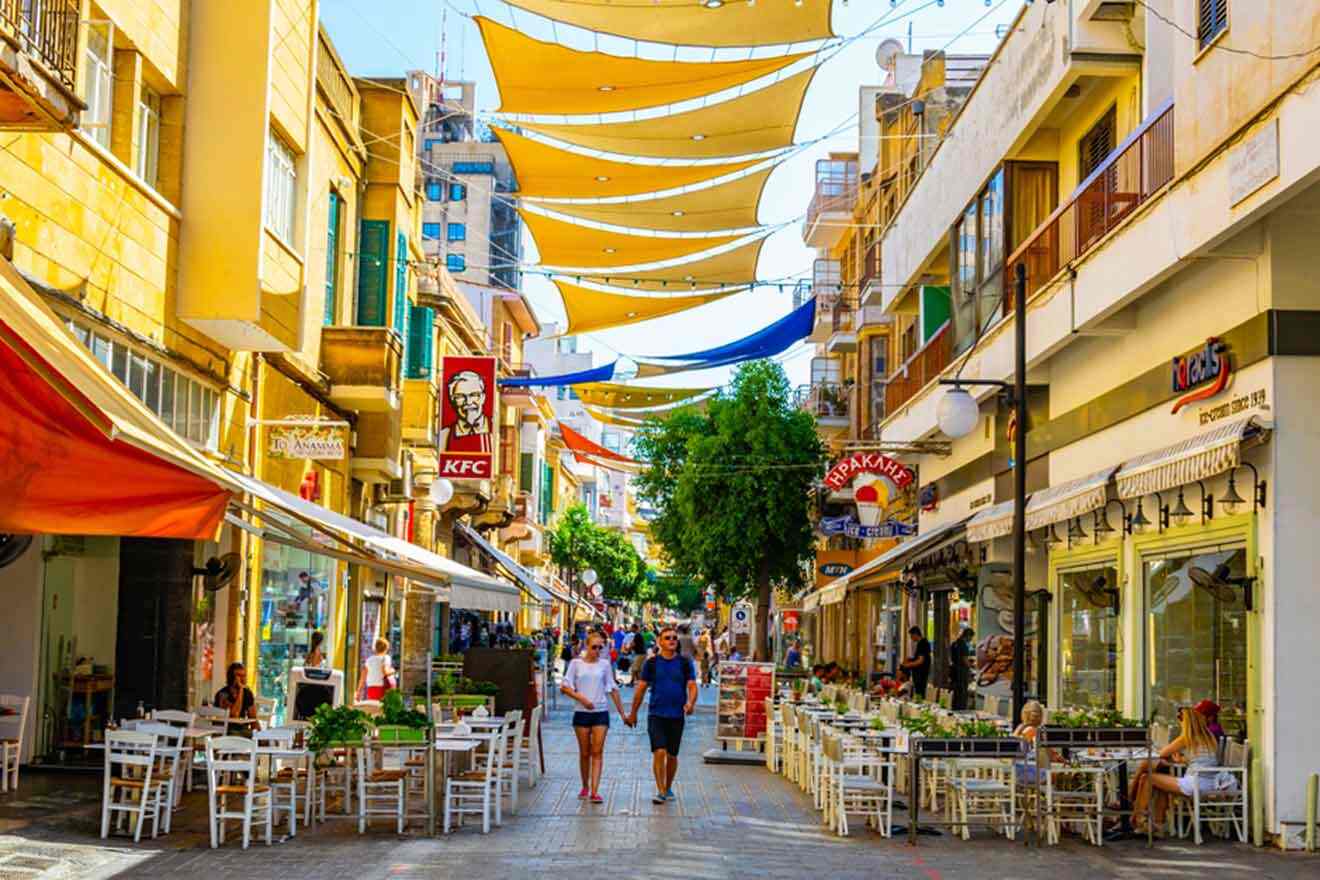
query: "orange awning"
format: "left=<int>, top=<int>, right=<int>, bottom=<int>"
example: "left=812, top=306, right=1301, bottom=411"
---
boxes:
left=0, top=260, right=231, bottom=538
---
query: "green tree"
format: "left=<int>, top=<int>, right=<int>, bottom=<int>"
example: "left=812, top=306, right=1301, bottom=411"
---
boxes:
left=635, top=360, right=825, bottom=659
left=547, top=502, right=648, bottom=604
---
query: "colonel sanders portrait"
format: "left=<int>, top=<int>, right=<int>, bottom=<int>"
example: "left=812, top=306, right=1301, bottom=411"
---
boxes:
left=439, top=369, right=492, bottom=453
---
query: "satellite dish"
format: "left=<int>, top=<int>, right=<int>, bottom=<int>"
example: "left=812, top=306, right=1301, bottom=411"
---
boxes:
left=0, top=534, right=33, bottom=570
left=194, top=553, right=242, bottom=593
left=876, top=38, right=905, bottom=71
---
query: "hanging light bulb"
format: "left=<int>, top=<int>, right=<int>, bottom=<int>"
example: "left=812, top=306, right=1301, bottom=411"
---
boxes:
left=1129, top=500, right=1151, bottom=531
left=1170, top=488, right=1194, bottom=523
left=1067, top=517, right=1086, bottom=544
left=1220, top=474, right=1246, bottom=514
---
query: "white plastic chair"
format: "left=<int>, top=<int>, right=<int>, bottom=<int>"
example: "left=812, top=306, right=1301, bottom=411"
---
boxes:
left=100, top=731, right=166, bottom=842
left=0, top=694, right=29, bottom=793
left=254, top=728, right=299, bottom=837
left=357, top=743, right=407, bottom=834
left=189, top=706, right=229, bottom=791
left=517, top=705, right=543, bottom=788
left=205, top=736, right=273, bottom=849
left=496, top=710, right=524, bottom=815
left=444, top=723, right=499, bottom=833
left=132, top=722, right=185, bottom=828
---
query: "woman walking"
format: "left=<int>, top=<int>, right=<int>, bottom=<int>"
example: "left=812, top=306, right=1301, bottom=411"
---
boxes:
left=561, top=631, right=629, bottom=803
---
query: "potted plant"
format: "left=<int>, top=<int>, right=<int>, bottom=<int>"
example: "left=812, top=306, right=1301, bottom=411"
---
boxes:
left=375, top=690, right=430, bottom=744
left=413, top=672, right=501, bottom=714
left=307, top=703, right=371, bottom=760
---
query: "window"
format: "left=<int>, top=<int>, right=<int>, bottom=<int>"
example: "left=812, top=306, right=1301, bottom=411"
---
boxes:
left=1078, top=106, right=1117, bottom=181
left=558, top=336, right=578, bottom=354
left=82, top=22, right=114, bottom=148
left=67, top=318, right=220, bottom=448
left=1057, top=564, right=1120, bottom=710
left=134, top=86, right=161, bottom=186
left=451, top=161, right=494, bottom=175
left=446, top=223, right=465, bottom=242
left=424, top=138, right=441, bottom=152
left=446, top=253, right=466, bottom=272
left=425, top=178, right=443, bottom=201
left=1144, top=547, right=1248, bottom=736
left=449, top=182, right=465, bottom=201
left=422, top=222, right=442, bottom=241
left=264, top=132, right=297, bottom=242
left=949, top=166, right=1009, bottom=354
left=1197, top=0, right=1229, bottom=49
left=325, top=192, right=341, bottom=325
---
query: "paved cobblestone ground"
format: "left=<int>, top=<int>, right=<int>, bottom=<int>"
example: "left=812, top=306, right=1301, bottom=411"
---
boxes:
left=1, top=683, right=1316, bottom=878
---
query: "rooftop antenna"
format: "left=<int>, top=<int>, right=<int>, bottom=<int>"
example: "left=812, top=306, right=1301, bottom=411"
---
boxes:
left=908, top=20, right=913, bottom=53
left=438, top=6, right=446, bottom=85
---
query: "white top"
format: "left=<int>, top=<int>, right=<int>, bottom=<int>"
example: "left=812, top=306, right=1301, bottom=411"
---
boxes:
left=563, top=657, right=617, bottom=712
left=364, top=653, right=394, bottom=687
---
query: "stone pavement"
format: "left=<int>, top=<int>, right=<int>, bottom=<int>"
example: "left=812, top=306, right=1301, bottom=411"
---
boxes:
left=1, top=682, right=1316, bottom=879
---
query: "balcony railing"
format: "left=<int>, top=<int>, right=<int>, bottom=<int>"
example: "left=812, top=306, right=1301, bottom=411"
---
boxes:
left=0, top=0, right=78, bottom=91
left=806, top=166, right=859, bottom=231
left=1009, top=100, right=1174, bottom=297
left=859, top=241, right=881, bottom=294
left=797, top=381, right=852, bottom=422
left=829, top=296, right=858, bottom=334
left=885, top=321, right=952, bottom=415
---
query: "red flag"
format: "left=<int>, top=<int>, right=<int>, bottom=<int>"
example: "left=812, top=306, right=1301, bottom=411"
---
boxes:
left=559, top=421, right=637, bottom=465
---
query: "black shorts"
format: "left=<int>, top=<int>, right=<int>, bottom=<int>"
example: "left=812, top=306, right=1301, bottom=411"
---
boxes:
left=573, top=710, right=610, bottom=728
left=647, top=715, right=686, bottom=756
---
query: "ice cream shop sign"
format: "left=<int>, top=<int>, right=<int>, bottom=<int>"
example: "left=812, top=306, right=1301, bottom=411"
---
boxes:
left=824, top=453, right=915, bottom=491
left=824, top=453, right=918, bottom=528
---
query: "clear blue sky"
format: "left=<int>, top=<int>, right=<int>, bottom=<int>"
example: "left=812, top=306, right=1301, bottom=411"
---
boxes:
left=320, top=0, right=1023, bottom=389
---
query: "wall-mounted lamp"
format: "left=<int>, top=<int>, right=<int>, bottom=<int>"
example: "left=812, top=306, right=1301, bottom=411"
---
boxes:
left=1221, top=463, right=1266, bottom=515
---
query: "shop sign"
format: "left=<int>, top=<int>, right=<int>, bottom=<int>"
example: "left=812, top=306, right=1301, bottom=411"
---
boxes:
left=1171, top=338, right=1231, bottom=414
left=731, top=605, right=752, bottom=634
left=818, top=516, right=915, bottom=539
left=268, top=425, right=345, bottom=460
left=439, top=355, right=497, bottom=478
left=823, top=453, right=915, bottom=491
left=819, top=562, right=854, bottom=577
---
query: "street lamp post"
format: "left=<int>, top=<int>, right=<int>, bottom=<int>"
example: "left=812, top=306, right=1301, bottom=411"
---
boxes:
left=936, top=262, right=1029, bottom=726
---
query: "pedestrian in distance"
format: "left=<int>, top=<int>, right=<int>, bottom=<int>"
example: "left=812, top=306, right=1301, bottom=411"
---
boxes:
left=949, top=625, right=975, bottom=710
left=560, top=631, right=629, bottom=804
left=900, top=626, right=932, bottom=698
left=628, top=625, right=698, bottom=804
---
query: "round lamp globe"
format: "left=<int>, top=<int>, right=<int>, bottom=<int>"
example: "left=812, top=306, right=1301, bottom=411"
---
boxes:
left=428, top=478, right=455, bottom=505
left=936, top=388, right=980, bottom=439
left=581, top=568, right=599, bottom=587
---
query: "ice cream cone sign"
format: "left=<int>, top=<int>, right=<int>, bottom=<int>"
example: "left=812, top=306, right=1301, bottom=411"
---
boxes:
left=853, top=478, right=889, bottom=526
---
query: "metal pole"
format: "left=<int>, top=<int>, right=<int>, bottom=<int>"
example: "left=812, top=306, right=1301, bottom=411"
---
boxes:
left=1012, top=261, right=1028, bottom=728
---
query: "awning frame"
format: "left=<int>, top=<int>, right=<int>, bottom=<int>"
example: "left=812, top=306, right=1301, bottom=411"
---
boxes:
left=1115, top=416, right=1270, bottom=501
left=456, top=522, right=554, bottom=605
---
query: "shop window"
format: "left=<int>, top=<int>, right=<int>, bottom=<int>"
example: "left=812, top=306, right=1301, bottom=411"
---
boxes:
left=260, top=537, right=337, bottom=725
left=1144, top=547, right=1248, bottom=736
left=1057, top=564, right=1120, bottom=710
left=1198, top=0, right=1229, bottom=50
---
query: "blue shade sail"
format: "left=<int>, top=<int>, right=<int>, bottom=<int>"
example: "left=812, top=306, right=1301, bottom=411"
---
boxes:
left=498, top=360, right=617, bottom=388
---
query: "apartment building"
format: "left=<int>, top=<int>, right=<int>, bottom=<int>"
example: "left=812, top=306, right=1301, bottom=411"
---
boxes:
left=811, top=0, right=1320, bottom=847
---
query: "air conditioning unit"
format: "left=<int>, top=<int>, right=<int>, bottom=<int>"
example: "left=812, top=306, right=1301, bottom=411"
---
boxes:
left=383, top=451, right=414, bottom=501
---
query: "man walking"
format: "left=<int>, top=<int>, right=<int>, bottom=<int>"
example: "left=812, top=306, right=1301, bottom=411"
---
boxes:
left=628, top=625, right=697, bottom=804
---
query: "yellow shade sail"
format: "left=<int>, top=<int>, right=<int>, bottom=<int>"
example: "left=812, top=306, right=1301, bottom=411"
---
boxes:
left=531, top=167, right=771, bottom=233
left=523, top=209, right=743, bottom=269
left=521, top=68, right=817, bottom=159
left=478, top=17, right=811, bottom=115
left=584, top=406, right=652, bottom=429
left=633, top=361, right=697, bottom=379
left=503, top=0, right=835, bottom=48
left=557, top=280, right=738, bottom=335
left=574, top=382, right=713, bottom=409
left=576, top=236, right=767, bottom=290
left=496, top=128, right=762, bottom=198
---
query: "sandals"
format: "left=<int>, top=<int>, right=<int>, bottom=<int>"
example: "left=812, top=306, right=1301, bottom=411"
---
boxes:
left=590, top=793, right=605, bottom=804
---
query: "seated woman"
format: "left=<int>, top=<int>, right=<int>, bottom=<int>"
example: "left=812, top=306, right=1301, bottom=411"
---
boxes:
left=214, top=661, right=259, bottom=732
left=1129, top=705, right=1226, bottom=831
left=1013, top=700, right=1046, bottom=783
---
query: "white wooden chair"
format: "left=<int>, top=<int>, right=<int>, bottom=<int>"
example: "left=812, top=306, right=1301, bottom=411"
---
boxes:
left=517, top=705, right=543, bottom=788
left=1176, top=740, right=1250, bottom=845
left=821, top=733, right=895, bottom=837
left=100, top=731, right=167, bottom=842
left=444, top=722, right=499, bottom=833
left=947, top=760, right=1017, bottom=840
left=255, top=696, right=276, bottom=728
left=356, top=742, right=407, bottom=834
left=763, top=698, right=781, bottom=773
left=132, top=722, right=185, bottom=827
left=205, top=736, right=273, bottom=849
left=779, top=704, right=798, bottom=782
left=149, top=709, right=195, bottom=798
left=0, top=694, right=29, bottom=793
left=1035, top=755, right=1105, bottom=846
left=254, top=728, right=299, bottom=837
left=189, top=706, right=229, bottom=791
left=496, top=710, right=524, bottom=815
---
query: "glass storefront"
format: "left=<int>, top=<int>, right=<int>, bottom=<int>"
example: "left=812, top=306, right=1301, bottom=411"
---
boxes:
left=258, top=537, right=337, bottom=725
left=1057, top=563, right=1119, bottom=710
left=1144, top=547, right=1248, bottom=735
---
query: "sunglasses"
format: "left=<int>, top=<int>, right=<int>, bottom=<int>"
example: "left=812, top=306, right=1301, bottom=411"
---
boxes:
left=661, top=635, right=678, bottom=641
left=588, top=644, right=604, bottom=651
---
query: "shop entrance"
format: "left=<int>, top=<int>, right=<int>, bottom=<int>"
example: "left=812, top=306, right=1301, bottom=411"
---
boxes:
left=113, top=537, right=196, bottom=720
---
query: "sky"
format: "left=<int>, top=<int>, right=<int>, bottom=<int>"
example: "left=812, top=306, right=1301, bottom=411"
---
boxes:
left=320, top=0, right=1024, bottom=390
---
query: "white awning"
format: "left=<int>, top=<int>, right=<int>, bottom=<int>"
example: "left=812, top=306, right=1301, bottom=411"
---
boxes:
left=819, top=579, right=848, bottom=606
left=224, top=470, right=520, bottom=613
left=803, top=589, right=822, bottom=612
left=1025, top=466, right=1118, bottom=531
left=456, top=522, right=553, bottom=605
left=809, top=518, right=970, bottom=607
left=1116, top=417, right=1270, bottom=500
left=965, top=498, right=1025, bottom=544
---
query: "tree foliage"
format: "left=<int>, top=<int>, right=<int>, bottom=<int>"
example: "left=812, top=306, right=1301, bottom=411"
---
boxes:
left=546, top=502, right=648, bottom=603
left=634, top=360, right=825, bottom=658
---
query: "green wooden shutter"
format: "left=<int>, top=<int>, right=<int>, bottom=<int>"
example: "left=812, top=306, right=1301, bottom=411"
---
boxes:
left=393, top=232, right=408, bottom=337
left=355, top=220, right=388, bottom=325
left=539, top=462, right=553, bottom=523
left=324, top=193, right=340, bottom=325
left=920, top=285, right=951, bottom=343
left=405, top=305, right=434, bottom=379
left=519, top=452, right=534, bottom=494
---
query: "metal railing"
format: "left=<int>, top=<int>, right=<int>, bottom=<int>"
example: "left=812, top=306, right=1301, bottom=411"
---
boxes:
left=859, top=241, right=882, bottom=295
left=797, top=381, right=852, bottom=421
left=884, top=321, right=952, bottom=415
left=829, top=295, right=858, bottom=334
left=806, top=165, right=859, bottom=231
left=0, top=0, right=79, bottom=91
left=1009, top=101, right=1174, bottom=297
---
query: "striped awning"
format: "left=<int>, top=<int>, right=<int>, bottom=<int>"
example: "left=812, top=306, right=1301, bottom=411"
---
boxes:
left=1025, top=467, right=1118, bottom=532
left=1116, top=417, right=1270, bottom=500
left=966, top=497, right=1029, bottom=544
left=819, top=579, right=848, bottom=606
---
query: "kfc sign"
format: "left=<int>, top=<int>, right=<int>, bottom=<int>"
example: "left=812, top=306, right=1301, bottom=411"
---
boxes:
left=439, top=356, right=497, bottom=479
left=823, top=453, right=915, bottom=491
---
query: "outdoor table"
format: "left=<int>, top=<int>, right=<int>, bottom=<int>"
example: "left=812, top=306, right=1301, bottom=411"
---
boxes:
left=256, top=746, right=314, bottom=832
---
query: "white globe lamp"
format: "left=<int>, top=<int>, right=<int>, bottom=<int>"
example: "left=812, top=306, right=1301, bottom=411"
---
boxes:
left=936, top=387, right=980, bottom=439
left=428, top=478, right=455, bottom=505
left=581, top=568, right=598, bottom=587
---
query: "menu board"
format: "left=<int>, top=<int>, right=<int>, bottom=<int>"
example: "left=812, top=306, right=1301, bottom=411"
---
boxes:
left=716, top=661, right=776, bottom=742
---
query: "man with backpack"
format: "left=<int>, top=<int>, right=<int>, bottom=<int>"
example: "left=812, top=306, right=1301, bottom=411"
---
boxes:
left=627, top=625, right=698, bottom=804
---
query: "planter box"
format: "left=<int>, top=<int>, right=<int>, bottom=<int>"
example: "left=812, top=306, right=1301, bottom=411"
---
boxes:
left=911, top=736, right=1025, bottom=758
left=430, top=695, right=496, bottom=713
left=1038, top=725, right=1150, bottom=749
left=375, top=725, right=428, bottom=744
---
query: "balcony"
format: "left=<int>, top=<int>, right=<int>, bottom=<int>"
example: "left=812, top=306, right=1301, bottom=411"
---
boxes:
left=802, top=158, right=858, bottom=250
left=320, top=326, right=404, bottom=413
left=797, top=381, right=851, bottom=436
left=0, top=0, right=80, bottom=130
left=885, top=321, right=952, bottom=415
left=859, top=242, right=884, bottom=306
left=402, top=377, right=438, bottom=446
left=1009, top=102, right=1174, bottom=298
left=501, top=365, right=540, bottom=411
left=825, top=297, right=858, bottom=354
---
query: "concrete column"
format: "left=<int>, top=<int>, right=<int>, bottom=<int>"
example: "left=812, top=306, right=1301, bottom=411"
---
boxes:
left=400, top=583, right=433, bottom=695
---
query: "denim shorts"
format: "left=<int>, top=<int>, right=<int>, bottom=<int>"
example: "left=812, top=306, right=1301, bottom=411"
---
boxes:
left=573, top=710, right=610, bottom=728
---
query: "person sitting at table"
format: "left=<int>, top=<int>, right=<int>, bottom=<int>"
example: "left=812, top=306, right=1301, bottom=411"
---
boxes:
left=215, top=662, right=259, bottom=729
left=1194, top=699, right=1227, bottom=741
left=1129, top=705, right=1227, bottom=832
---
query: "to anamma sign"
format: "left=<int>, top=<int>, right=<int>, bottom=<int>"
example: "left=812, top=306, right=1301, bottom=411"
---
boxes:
left=823, top=453, right=916, bottom=491
left=1171, top=338, right=1231, bottom=414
